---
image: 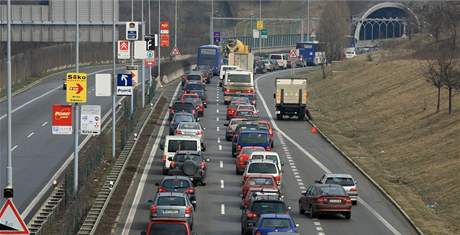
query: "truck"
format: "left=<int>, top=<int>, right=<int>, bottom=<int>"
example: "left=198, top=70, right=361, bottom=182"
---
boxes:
left=228, top=52, right=254, bottom=73
left=223, top=70, right=255, bottom=104
left=273, top=78, right=310, bottom=120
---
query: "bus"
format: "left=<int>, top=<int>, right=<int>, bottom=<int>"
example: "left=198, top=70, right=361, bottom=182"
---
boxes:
left=296, top=41, right=326, bottom=66
left=197, top=45, right=223, bottom=75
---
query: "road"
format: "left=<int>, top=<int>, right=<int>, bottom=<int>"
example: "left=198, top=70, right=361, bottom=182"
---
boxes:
left=0, top=65, right=132, bottom=217
left=117, top=68, right=418, bottom=235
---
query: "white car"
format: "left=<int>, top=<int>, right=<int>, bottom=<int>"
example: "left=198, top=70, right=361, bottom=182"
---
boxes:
left=175, top=122, right=205, bottom=143
left=316, top=173, right=358, bottom=205
left=249, top=151, right=283, bottom=172
left=269, top=53, right=288, bottom=69
left=160, top=135, right=204, bottom=175
left=219, top=65, right=239, bottom=87
left=243, top=159, right=282, bottom=186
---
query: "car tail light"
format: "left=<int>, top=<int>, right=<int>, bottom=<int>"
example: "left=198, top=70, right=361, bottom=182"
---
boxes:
left=186, top=187, right=195, bottom=194
left=317, top=196, right=327, bottom=204
left=237, top=145, right=242, bottom=151
left=162, top=154, right=167, bottom=163
left=185, top=206, right=193, bottom=217
left=192, top=110, right=196, bottom=114
left=170, top=161, right=176, bottom=168
left=274, top=175, right=281, bottom=185
left=255, top=231, right=262, bottom=235
left=158, top=186, right=167, bottom=193
left=251, top=100, right=256, bottom=105
left=246, top=210, right=257, bottom=219
left=200, top=162, right=207, bottom=169
left=150, top=205, right=158, bottom=215
left=344, top=197, right=352, bottom=204
left=196, top=130, right=203, bottom=136
left=265, top=146, right=271, bottom=151
left=175, top=130, right=183, bottom=135
left=238, top=157, right=246, bottom=166
left=349, top=186, right=358, bottom=192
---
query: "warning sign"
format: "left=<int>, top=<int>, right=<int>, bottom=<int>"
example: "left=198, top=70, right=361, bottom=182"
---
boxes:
left=289, top=49, right=298, bottom=58
left=170, top=47, right=181, bottom=56
left=0, top=199, right=30, bottom=234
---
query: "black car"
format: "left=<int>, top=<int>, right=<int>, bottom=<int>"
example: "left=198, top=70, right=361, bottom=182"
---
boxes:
left=194, top=65, right=212, bottom=84
left=169, top=112, right=196, bottom=135
left=155, top=175, right=197, bottom=209
left=168, top=151, right=210, bottom=186
left=241, top=198, right=290, bottom=235
left=183, top=83, right=208, bottom=107
left=181, top=71, right=204, bottom=86
left=169, top=101, right=197, bottom=121
left=254, top=59, right=266, bottom=74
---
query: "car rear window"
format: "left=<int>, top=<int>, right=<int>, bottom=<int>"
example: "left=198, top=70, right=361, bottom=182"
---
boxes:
left=325, top=177, right=355, bottom=186
left=149, top=223, right=188, bottom=235
left=173, top=114, right=194, bottom=123
left=173, top=103, right=194, bottom=111
left=237, top=111, right=254, bottom=116
left=157, top=196, right=186, bottom=206
left=239, top=132, right=268, bottom=145
left=227, top=74, right=251, bottom=83
left=231, top=97, right=250, bottom=103
left=251, top=201, right=287, bottom=214
left=187, top=75, right=201, bottom=81
left=238, top=105, right=255, bottom=111
left=271, top=55, right=282, bottom=60
left=162, top=179, right=190, bottom=189
left=175, top=154, right=202, bottom=162
left=179, top=122, right=200, bottom=130
left=261, top=218, right=291, bottom=229
left=319, top=186, right=347, bottom=196
left=248, top=163, right=277, bottom=174
left=248, top=177, right=274, bottom=186
left=185, top=83, right=204, bottom=90
left=168, top=140, right=198, bottom=152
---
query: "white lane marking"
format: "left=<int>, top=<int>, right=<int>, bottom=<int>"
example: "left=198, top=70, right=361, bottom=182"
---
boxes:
left=318, top=232, right=326, bottom=235
left=316, top=227, right=323, bottom=231
left=11, top=145, right=18, bottom=151
left=27, top=132, right=35, bottom=138
left=217, top=126, right=220, bottom=132
left=217, top=137, right=221, bottom=143
left=220, top=180, right=224, bottom=189
left=314, top=222, right=321, bottom=226
left=296, top=178, right=302, bottom=182
left=41, top=121, right=48, bottom=127
left=256, top=73, right=402, bottom=235
left=121, top=83, right=181, bottom=235
left=298, top=182, right=304, bottom=186
left=292, top=168, right=298, bottom=172
left=221, top=204, right=225, bottom=215
left=295, top=175, right=300, bottom=178
left=220, top=161, right=223, bottom=168
left=299, top=186, right=307, bottom=190
left=219, top=145, right=222, bottom=151
left=216, top=109, right=219, bottom=113
left=293, top=171, right=299, bottom=175
left=216, top=117, right=219, bottom=122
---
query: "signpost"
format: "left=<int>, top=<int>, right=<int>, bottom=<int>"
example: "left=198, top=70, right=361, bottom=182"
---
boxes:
left=0, top=199, right=30, bottom=234
left=66, top=73, right=87, bottom=103
left=52, top=105, right=73, bottom=135
left=126, top=65, right=139, bottom=85
left=160, top=21, right=169, bottom=34
left=95, top=74, right=112, bottom=97
left=160, top=21, right=170, bottom=47
left=117, top=40, right=130, bottom=60
left=213, top=32, right=221, bottom=43
left=145, top=34, right=155, bottom=51
left=126, top=22, right=139, bottom=40
left=80, top=105, right=101, bottom=135
left=117, top=73, right=133, bottom=96
left=134, top=41, right=147, bottom=59
left=253, top=29, right=260, bottom=39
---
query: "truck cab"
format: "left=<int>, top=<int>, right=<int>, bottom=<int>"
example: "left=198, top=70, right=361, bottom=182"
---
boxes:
left=223, top=70, right=255, bottom=104
left=273, top=78, right=309, bottom=120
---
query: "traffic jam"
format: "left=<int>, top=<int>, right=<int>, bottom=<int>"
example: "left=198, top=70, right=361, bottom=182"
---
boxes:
left=143, top=45, right=359, bottom=235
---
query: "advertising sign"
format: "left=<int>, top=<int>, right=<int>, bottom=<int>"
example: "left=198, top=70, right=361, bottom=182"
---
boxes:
left=52, top=105, right=73, bottom=135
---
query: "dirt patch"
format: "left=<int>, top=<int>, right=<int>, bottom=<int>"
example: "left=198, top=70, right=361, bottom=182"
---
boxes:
left=302, top=50, right=460, bottom=234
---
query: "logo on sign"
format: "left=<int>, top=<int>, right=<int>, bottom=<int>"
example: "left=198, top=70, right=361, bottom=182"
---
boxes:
left=213, top=32, right=221, bottom=43
left=66, top=73, right=87, bottom=103
left=52, top=105, right=73, bottom=135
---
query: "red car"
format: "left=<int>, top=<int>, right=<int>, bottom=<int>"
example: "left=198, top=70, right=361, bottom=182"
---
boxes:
left=227, top=100, right=250, bottom=120
left=181, top=93, right=205, bottom=115
left=143, top=218, right=192, bottom=235
left=235, top=146, right=266, bottom=175
left=241, top=174, right=278, bottom=199
left=299, top=184, right=352, bottom=219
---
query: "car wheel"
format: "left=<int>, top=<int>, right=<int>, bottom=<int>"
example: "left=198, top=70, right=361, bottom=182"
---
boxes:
left=352, top=200, right=357, bottom=205
left=299, top=204, right=305, bottom=214
left=310, top=205, right=317, bottom=218
left=344, top=212, right=351, bottom=219
left=276, top=114, right=281, bottom=120
left=162, top=168, right=168, bottom=175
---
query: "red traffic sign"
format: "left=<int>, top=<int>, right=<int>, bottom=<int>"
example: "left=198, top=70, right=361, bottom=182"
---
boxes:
left=170, top=47, right=181, bottom=56
left=160, top=21, right=169, bottom=31
left=144, top=58, right=156, bottom=67
left=160, top=34, right=170, bottom=47
left=118, top=40, right=129, bottom=51
left=289, top=49, right=297, bottom=58
left=52, top=105, right=73, bottom=135
left=0, top=199, right=30, bottom=234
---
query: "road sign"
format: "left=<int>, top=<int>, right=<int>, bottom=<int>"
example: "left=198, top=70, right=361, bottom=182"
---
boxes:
left=146, top=50, right=154, bottom=59
left=134, top=41, right=147, bottom=59
left=52, top=105, right=73, bottom=135
left=213, top=32, right=221, bottom=43
left=0, top=199, right=30, bottom=234
left=253, top=29, right=259, bottom=39
left=126, top=65, right=139, bottom=85
left=66, top=73, right=87, bottom=103
left=117, top=40, right=130, bottom=59
left=289, top=49, right=298, bottom=58
left=170, top=47, right=181, bottom=56
left=256, top=20, right=264, bottom=30
left=95, top=74, right=112, bottom=97
left=126, top=21, right=139, bottom=40
left=160, top=34, right=170, bottom=47
left=160, top=21, right=169, bottom=34
left=81, top=105, right=101, bottom=135
left=117, top=73, right=133, bottom=96
left=260, top=29, right=268, bottom=39
left=145, top=34, right=155, bottom=51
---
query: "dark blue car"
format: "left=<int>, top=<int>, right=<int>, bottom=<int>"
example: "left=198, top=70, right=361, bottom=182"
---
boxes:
left=232, top=129, right=271, bottom=157
left=252, top=214, right=299, bottom=235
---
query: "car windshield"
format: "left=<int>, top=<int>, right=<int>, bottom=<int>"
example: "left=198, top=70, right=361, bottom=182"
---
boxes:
left=183, top=98, right=200, bottom=105
left=319, top=186, right=347, bottom=196
left=261, top=218, right=291, bottom=229
left=223, top=67, right=237, bottom=71
left=230, top=119, right=246, bottom=127
left=227, top=74, right=251, bottom=83
left=187, top=75, right=201, bottom=81
left=242, top=148, right=264, bottom=155
left=238, top=105, right=255, bottom=111
left=173, top=114, right=194, bottom=123
left=248, top=177, right=274, bottom=186
left=231, top=97, right=250, bottom=103
left=248, top=163, right=277, bottom=174
left=185, top=83, right=204, bottom=90
left=149, top=223, right=188, bottom=235
left=237, top=111, right=254, bottom=116
left=325, top=177, right=355, bottom=187
left=157, top=196, right=186, bottom=206
left=179, top=123, right=200, bottom=130
left=175, top=154, right=202, bottom=162
left=271, top=55, right=282, bottom=60
left=162, top=179, right=190, bottom=189
left=173, top=103, right=194, bottom=111
left=251, top=201, right=287, bottom=214
left=168, top=140, right=198, bottom=152
left=239, top=132, right=268, bottom=145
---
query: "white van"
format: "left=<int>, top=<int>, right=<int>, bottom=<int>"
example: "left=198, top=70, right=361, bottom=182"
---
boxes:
left=219, top=65, right=239, bottom=87
left=223, top=70, right=255, bottom=104
left=160, top=135, right=204, bottom=175
left=269, top=54, right=288, bottom=69
left=249, top=151, right=283, bottom=172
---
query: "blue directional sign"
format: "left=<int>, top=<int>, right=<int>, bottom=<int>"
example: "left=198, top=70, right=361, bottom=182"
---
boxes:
left=117, top=74, right=133, bottom=96
left=213, top=32, right=221, bottom=43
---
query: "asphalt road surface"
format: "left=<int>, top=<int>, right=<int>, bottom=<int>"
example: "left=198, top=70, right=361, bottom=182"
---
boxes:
left=118, top=68, right=418, bottom=235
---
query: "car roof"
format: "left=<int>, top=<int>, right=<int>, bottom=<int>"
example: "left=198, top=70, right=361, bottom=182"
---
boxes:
left=245, top=174, right=275, bottom=179
left=240, top=129, right=268, bottom=134
left=226, top=70, right=252, bottom=75
left=165, top=135, right=201, bottom=141
left=323, top=173, right=354, bottom=179
left=251, top=151, right=279, bottom=157
left=173, top=101, right=194, bottom=105
left=161, top=175, right=192, bottom=181
left=259, top=213, right=292, bottom=219
left=186, top=71, right=202, bottom=76
left=157, top=192, right=187, bottom=197
left=175, top=150, right=201, bottom=155
left=248, top=159, right=277, bottom=164
left=314, top=183, right=344, bottom=188
left=174, top=111, right=194, bottom=116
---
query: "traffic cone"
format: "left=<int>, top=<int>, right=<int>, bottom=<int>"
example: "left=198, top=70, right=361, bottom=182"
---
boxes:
left=310, top=127, right=318, bottom=134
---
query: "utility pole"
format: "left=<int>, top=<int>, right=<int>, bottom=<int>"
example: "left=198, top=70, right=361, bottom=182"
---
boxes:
left=210, top=0, right=214, bottom=44
left=148, top=0, right=152, bottom=95
left=174, top=0, right=178, bottom=47
left=259, top=0, right=262, bottom=55
left=307, top=0, right=310, bottom=41
left=73, top=0, right=80, bottom=196
left=112, top=0, right=117, bottom=160
left=141, top=0, right=145, bottom=108
left=4, top=0, right=13, bottom=199
left=158, top=0, right=161, bottom=85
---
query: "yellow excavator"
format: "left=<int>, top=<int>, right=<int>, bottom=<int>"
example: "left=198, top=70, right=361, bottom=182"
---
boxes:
left=222, top=39, right=249, bottom=56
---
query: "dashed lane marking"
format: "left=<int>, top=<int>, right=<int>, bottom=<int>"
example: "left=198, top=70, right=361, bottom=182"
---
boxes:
left=11, top=145, right=18, bottom=151
left=27, top=132, right=35, bottom=138
left=41, top=121, right=48, bottom=127
left=217, top=126, right=220, bottom=132
left=220, top=180, right=224, bottom=189
left=219, top=145, right=222, bottom=151
left=316, top=227, right=323, bottom=231
left=221, top=204, right=225, bottom=215
left=220, top=161, right=223, bottom=168
left=217, top=137, right=221, bottom=143
left=314, top=222, right=321, bottom=226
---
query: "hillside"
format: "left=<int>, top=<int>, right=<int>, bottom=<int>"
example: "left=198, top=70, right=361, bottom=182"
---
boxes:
left=302, top=41, right=460, bottom=234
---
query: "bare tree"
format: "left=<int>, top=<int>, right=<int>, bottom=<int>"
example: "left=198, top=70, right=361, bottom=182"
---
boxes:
left=425, top=59, right=443, bottom=113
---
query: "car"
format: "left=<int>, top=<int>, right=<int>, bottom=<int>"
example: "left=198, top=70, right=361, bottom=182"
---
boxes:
left=181, top=71, right=204, bottom=86
left=168, top=150, right=210, bottom=186
left=237, top=104, right=256, bottom=112
left=243, top=159, right=281, bottom=186
left=183, top=81, right=206, bottom=93
left=169, top=112, right=196, bottom=135
left=261, top=59, right=274, bottom=72
left=286, top=57, right=297, bottom=68
left=241, top=194, right=290, bottom=235
left=141, top=218, right=194, bottom=235
left=298, top=184, right=352, bottom=219
left=183, top=83, right=208, bottom=107
left=194, top=65, right=213, bottom=83
left=228, top=96, right=250, bottom=106
left=149, top=192, right=194, bottom=227
left=255, top=120, right=274, bottom=146
left=269, top=59, right=281, bottom=71
left=161, top=135, right=205, bottom=175
left=226, top=99, right=251, bottom=120
left=254, top=59, right=267, bottom=74
left=181, top=96, right=204, bottom=117
left=234, top=109, right=259, bottom=119
left=241, top=175, right=278, bottom=199
left=175, top=122, right=204, bottom=143
left=224, top=118, right=248, bottom=141
left=219, top=65, right=239, bottom=87
left=155, top=176, right=196, bottom=209
left=232, top=130, right=271, bottom=157
left=235, top=146, right=266, bottom=174
left=241, top=188, right=282, bottom=210
left=315, top=173, right=358, bottom=205
left=269, top=54, right=288, bottom=69
left=169, top=101, right=197, bottom=121
left=249, top=151, right=283, bottom=173
left=252, top=214, right=299, bottom=235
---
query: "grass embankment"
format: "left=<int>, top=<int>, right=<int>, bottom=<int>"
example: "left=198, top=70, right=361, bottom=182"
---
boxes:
left=303, top=45, right=460, bottom=235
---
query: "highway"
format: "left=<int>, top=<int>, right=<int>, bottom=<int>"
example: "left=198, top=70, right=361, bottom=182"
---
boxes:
left=0, top=65, right=126, bottom=217
left=117, top=68, right=418, bottom=235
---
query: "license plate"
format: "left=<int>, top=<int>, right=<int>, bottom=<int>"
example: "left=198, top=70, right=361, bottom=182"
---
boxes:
left=329, top=199, right=342, bottom=204
left=164, top=209, right=179, bottom=214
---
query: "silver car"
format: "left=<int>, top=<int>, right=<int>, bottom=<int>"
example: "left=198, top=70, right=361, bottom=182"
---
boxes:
left=316, top=173, right=358, bottom=205
left=175, top=122, right=204, bottom=143
left=149, top=192, right=195, bottom=226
